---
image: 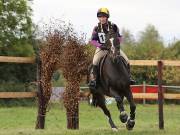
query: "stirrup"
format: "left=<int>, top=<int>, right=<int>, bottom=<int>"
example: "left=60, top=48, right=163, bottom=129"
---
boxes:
left=130, top=79, right=136, bottom=85
left=88, top=80, right=97, bottom=90
left=88, top=80, right=96, bottom=87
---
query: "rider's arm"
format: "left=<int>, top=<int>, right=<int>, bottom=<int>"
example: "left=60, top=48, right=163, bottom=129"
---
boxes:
left=113, top=24, right=123, bottom=43
left=90, top=26, right=101, bottom=48
left=90, top=40, right=101, bottom=48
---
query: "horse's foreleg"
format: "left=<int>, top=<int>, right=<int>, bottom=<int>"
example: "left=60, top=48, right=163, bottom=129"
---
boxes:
left=115, top=95, right=128, bottom=123
left=110, top=88, right=128, bottom=123
left=116, top=95, right=124, bottom=112
left=99, top=103, right=117, bottom=131
left=126, top=92, right=136, bottom=120
left=126, top=91, right=136, bottom=130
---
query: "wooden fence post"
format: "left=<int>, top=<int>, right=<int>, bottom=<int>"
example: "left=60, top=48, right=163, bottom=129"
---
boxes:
left=143, top=81, right=146, bottom=105
left=157, top=60, right=164, bottom=129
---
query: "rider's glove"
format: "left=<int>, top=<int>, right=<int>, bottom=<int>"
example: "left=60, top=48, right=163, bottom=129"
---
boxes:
left=100, top=44, right=107, bottom=50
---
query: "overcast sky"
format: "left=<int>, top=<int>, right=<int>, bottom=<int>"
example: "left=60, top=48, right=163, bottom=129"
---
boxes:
left=32, top=0, right=180, bottom=44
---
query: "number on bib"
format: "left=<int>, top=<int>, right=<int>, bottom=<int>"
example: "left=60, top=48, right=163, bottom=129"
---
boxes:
left=98, top=33, right=106, bottom=44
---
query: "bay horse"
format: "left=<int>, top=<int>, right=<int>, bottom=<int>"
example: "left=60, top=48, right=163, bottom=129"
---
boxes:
left=88, top=29, right=136, bottom=131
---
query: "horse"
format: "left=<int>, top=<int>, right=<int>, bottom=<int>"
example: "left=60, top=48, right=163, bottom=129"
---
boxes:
left=88, top=29, right=136, bottom=131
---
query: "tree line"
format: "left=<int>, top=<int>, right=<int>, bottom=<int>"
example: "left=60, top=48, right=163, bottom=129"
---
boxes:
left=121, top=25, right=180, bottom=85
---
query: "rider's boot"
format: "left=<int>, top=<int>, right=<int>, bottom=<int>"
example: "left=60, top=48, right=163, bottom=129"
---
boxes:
left=88, top=65, right=98, bottom=90
left=127, top=64, right=136, bottom=85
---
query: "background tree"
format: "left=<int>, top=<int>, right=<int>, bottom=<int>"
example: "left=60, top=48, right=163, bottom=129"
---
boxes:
left=0, top=0, right=34, bottom=55
left=162, top=41, right=180, bottom=85
left=0, top=0, right=36, bottom=101
left=121, top=28, right=137, bottom=59
left=135, top=24, right=164, bottom=59
left=133, top=24, right=165, bottom=84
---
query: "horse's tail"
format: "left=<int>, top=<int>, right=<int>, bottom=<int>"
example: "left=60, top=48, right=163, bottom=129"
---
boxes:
left=91, top=92, right=105, bottom=107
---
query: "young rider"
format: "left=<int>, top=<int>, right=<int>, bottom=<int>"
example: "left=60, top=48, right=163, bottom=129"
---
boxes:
left=89, top=7, right=135, bottom=89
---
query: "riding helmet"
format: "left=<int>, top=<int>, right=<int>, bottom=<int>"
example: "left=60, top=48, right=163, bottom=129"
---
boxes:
left=97, top=8, right=110, bottom=18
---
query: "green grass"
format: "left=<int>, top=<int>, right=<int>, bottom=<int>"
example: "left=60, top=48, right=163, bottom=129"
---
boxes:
left=0, top=102, right=180, bottom=135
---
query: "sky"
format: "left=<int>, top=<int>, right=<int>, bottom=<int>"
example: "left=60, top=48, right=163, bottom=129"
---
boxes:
left=31, top=0, right=180, bottom=44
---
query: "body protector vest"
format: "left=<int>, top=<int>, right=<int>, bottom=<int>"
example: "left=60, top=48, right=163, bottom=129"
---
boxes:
left=96, top=21, right=114, bottom=44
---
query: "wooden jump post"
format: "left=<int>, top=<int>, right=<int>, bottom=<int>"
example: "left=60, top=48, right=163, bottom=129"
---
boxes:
left=35, top=51, right=45, bottom=129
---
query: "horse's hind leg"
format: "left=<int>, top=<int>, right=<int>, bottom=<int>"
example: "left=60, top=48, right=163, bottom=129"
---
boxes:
left=125, top=91, right=136, bottom=130
left=115, top=95, right=128, bottom=123
left=98, top=98, right=118, bottom=131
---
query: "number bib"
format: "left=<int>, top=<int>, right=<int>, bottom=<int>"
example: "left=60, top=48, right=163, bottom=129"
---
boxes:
left=98, top=33, right=106, bottom=44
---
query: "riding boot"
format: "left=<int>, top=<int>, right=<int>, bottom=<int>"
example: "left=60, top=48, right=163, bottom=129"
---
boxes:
left=88, top=65, right=98, bottom=90
left=127, top=64, right=136, bottom=85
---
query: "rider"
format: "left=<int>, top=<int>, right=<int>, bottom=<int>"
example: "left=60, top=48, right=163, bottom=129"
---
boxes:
left=89, top=7, right=135, bottom=89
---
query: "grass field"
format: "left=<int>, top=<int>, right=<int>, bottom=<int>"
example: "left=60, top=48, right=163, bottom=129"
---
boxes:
left=0, top=102, right=180, bottom=135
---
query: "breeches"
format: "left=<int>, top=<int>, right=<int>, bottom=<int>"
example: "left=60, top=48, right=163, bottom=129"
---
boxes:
left=92, top=48, right=129, bottom=65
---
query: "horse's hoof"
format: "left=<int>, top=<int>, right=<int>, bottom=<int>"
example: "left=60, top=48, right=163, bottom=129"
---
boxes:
left=112, top=128, right=118, bottom=132
left=120, top=111, right=128, bottom=123
left=126, top=118, right=135, bottom=130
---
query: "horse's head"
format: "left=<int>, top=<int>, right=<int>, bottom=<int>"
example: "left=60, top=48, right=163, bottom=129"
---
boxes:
left=105, top=30, right=121, bottom=63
